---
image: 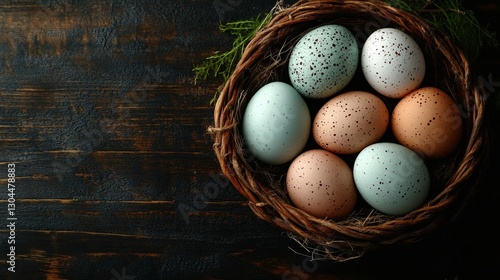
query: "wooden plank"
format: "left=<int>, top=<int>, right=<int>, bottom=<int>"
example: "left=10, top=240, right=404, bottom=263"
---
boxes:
left=0, top=199, right=281, bottom=238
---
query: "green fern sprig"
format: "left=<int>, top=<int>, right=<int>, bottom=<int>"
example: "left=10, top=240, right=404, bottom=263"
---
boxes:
left=387, top=0, right=498, bottom=61
left=193, top=13, right=273, bottom=105
left=193, top=14, right=273, bottom=85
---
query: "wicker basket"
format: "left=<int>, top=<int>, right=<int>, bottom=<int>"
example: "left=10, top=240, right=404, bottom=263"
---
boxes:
left=210, top=0, right=490, bottom=261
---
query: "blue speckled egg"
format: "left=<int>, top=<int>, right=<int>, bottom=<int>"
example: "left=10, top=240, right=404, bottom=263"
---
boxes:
left=242, top=82, right=311, bottom=165
left=353, top=142, right=430, bottom=216
left=288, top=24, right=359, bottom=99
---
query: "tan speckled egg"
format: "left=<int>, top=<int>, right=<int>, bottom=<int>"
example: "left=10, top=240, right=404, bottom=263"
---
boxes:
left=312, top=91, right=389, bottom=154
left=391, top=87, right=463, bottom=159
left=286, top=149, right=357, bottom=220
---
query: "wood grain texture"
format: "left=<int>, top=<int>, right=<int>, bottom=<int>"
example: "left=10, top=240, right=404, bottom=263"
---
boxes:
left=0, top=0, right=499, bottom=279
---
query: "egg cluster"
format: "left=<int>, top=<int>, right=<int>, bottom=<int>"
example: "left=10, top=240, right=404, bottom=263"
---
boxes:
left=241, top=25, right=464, bottom=220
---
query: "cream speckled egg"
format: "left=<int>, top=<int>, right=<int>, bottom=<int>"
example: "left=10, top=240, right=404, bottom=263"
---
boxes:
left=391, top=87, right=463, bottom=159
left=286, top=149, right=357, bottom=220
left=312, top=91, right=389, bottom=154
left=361, top=28, right=425, bottom=98
left=353, top=142, right=430, bottom=216
left=288, top=24, right=359, bottom=99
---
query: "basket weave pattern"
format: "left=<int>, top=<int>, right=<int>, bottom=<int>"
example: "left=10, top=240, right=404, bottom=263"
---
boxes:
left=210, top=0, right=490, bottom=260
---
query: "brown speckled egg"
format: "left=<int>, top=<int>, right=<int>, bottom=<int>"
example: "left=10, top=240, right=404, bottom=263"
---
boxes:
left=391, top=87, right=463, bottom=159
left=312, top=91, right=389, bottom=154
left=286, top=149, right=357, bottom=220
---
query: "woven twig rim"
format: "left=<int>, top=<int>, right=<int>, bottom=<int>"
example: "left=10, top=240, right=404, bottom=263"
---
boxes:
left=210, top=0, right=490, bottom=261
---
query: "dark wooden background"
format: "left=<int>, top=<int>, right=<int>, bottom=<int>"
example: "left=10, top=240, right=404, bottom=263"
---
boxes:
left=0, top=0, right=499, bottom=279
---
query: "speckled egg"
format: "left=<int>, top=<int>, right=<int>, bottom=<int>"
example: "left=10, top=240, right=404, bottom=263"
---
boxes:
left=391, top=87, right=463, bottom=159
left=286, top=149, right=357, bottom=220
left=242, top=81, right=311, bottom=165
left=288, top=24, right=359, bottom=99
left=312, top=91, right=389, bottom=154
left=361, top=28, right=425, bottom=98
left=353, top=142, right=430, bottom=216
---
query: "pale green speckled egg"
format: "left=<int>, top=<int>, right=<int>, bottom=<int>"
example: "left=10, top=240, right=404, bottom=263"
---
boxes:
left=353, top=142, right=430, bottom=216
left=288, top=24, right=359, bottom=99
left=242, top=82, right=311, bottom=165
